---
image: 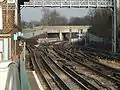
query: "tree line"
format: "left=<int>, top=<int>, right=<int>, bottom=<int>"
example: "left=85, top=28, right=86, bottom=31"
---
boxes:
left=21, top=8, right=120, bottom=39
left=21, top=8, right=91, bottom=28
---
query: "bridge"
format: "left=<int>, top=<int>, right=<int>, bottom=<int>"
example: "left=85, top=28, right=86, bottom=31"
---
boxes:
left=23, top=26, right=90, bottom=41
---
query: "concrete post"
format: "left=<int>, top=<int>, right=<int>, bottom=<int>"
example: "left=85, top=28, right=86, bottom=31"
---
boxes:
left=59, top=30, right=63, bottom=41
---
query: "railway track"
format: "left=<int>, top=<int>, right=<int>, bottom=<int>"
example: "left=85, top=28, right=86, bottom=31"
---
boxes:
left=75, top=50, right=120, bottom=79
left=27, top=45, right=56, bottom=90
left=53, top=45, right=120, bottom=87
left=47, top=47, right=118, bottom=89
left=41, top=48, right=99, bottom=90
left=40, top=48, right=98, bottom=90
left=26, top=40, right=120, bottom=90
left=80, top=46, right=120, bottom=60
left=27, top=44, right=97, bottom=90
left=59, top=44, right=120, bottom=73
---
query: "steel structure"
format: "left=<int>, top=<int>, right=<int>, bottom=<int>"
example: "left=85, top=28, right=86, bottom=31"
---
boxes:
left=21, top=0, right=113, bottom=8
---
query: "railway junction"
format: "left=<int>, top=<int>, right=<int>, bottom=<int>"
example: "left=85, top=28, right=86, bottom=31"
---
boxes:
left=0, top=0, right=120, bottom=90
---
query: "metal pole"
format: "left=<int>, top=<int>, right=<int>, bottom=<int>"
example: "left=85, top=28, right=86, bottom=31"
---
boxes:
left=15, top=40, right=16, bottom=55
left=112, top=0, right=117, bottom=53
left=78, top=29, right=80, bottom=40
left=117, top=0, right=120, bottom=50
left=9, top=38, right=11, bottom=59
left=23, top=42, right=26, bottom=62
left=69, top=28, right=72, bottom=43
left=84, top=30, right=87, bottom=46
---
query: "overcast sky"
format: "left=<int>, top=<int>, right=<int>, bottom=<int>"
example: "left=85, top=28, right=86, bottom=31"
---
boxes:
left=21, top=8, right=90, bottom=22
left=21, top=0, right=119, bottom=22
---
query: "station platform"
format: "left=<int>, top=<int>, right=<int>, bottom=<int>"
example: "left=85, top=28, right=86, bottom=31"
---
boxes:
left=27, top=70, right=40, bottom=90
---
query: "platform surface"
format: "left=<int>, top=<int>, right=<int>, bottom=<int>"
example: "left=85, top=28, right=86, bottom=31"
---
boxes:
left=27, top=70, right=41, bottom=90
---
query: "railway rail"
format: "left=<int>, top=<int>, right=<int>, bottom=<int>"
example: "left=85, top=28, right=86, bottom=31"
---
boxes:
left=27, top=44, right=97, bottom=90
left=26, top=39, right=120, bottom=90
left=57, top=43, right=120, bottom=72
left=80, top=46, right=120, bottom=60
left=75, top=49, right=120, bottom=79
left=46, top=45, right=119, bottom=89
left=27, top=45, right=55, bottom=90
left=53, top=44, right=120, bottom=87
left=41, top=48, right=99, bottom=90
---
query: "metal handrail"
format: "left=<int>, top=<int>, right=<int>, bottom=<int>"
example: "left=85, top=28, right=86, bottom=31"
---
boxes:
left=19, top=60, right=31, bottom=90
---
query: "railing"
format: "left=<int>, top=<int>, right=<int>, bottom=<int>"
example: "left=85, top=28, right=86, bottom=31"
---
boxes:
left=19, top=48, right=31, bottom=90
left=19, top=60, right=31, bottom=90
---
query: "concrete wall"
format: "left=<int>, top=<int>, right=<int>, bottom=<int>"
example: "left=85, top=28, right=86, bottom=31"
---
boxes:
left=24, top=26, right=90, bottom=33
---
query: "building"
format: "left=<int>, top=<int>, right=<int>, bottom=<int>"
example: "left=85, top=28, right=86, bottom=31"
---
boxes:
left=0, top=0, right=21, bottom=61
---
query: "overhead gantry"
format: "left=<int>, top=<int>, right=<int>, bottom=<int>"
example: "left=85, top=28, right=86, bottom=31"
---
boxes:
left=20, top=0, right=118, bottom=53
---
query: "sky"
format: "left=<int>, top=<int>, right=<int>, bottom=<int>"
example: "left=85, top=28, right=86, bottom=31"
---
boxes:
left=21, top=0, right=120, bottom=22
left=21, top=8, right=90, bottom=22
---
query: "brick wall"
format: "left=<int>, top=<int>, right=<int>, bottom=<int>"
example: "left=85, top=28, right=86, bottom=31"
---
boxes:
left=2, top=7, right=15, bottom=34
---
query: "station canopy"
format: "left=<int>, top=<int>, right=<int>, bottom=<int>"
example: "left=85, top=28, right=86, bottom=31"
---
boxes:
left=21, top=0, right=113, bottom=8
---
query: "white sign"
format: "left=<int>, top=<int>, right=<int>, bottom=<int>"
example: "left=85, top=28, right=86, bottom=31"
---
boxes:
left=0, top=7, right=3, bottom=30
left=13, top=34, right=18, bottom=40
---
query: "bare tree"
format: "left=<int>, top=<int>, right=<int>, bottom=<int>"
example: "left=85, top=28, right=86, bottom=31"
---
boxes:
left=41, top=8, right=51, bottom=25
left=48, top=10, right=60, bottom=25
left=40, top=8, right=68, bottom=26
left=68, top=16, right=91, bottom=25
left=88, top=8, right=112, bottom=39
left=58, top=16, right=68, bottom=25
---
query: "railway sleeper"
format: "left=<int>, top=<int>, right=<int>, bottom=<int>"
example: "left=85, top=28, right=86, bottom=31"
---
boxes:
left=62, top=65, right=99, bottom=90
left=41, top=55, right=72, bottom=90
left=54, top=47, right=120, bottom=86
left=42, top=50, right=92, bottom=90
